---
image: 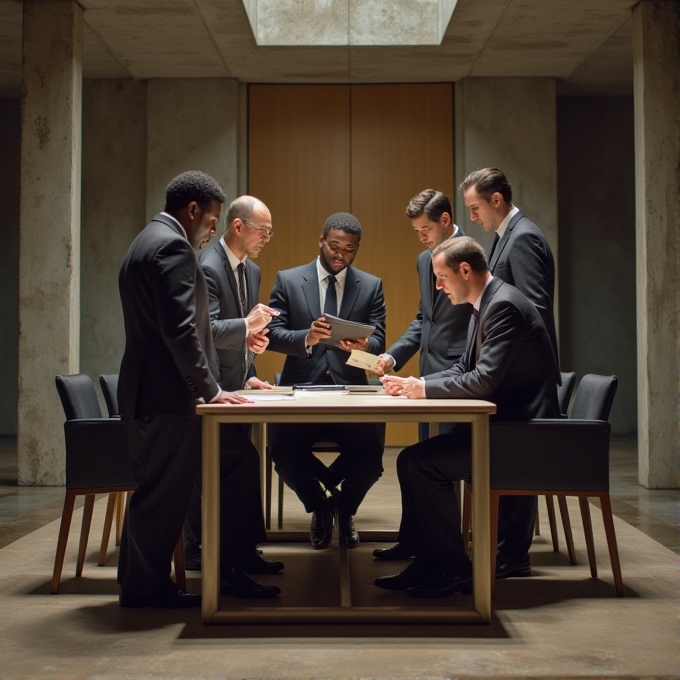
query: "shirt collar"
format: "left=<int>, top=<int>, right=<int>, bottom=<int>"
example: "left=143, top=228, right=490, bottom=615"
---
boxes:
left=496, top=205, right=520, bottom=241
left=160, top=212, right=187, bottom=240
left=473, top=274, right=494, bottom=312
left=316, top=256, right=348, bottom=286
left=220, top=236, right=247, bottom=271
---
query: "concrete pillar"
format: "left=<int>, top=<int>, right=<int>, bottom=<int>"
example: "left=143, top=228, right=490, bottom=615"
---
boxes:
left=633, top=1, right=680, bottom=488
left=146, top=79, right=242, bottom=222
left=18, top=0, right=82, bottom=485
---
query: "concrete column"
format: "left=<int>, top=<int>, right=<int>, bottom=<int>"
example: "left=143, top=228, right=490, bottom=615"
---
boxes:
left=18, top=0, right=82, bottom=485
left=633, top=1, right=680, bottom=488
left=146, top=79, right=241, bottom=221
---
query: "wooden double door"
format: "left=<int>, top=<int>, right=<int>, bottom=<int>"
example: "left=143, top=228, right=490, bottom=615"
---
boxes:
left=249, top=83, right=454, bottom=446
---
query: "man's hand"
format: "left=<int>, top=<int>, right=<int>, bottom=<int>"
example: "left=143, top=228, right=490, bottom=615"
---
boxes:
left=380, top=375, right=426, bottom=399
left=305, top=317, right=332, bottom=346
left=245, top=377, right=273, bottom=390
left=245, top=304, right=280, bottom=333
left=214, top=390, right=253, bottom=404
left=339, top=337, right=370, bottom=352
left=374, top=353, right=395, bottom=376
left=247, top=328, right=269, bottom=354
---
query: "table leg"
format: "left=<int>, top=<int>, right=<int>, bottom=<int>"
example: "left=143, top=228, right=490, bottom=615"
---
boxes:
left=202, top=416, right=221, bottom=622
left=251, top=422, right=268, bottom=517
left=470, top=413, right=491, bottom=623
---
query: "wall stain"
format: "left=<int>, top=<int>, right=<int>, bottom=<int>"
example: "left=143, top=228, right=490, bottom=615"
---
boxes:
left=35, top=115, right=50, bottom=150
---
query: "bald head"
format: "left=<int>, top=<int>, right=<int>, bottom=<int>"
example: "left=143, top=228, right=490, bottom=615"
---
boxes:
left=224, top=195, right=273, bottom=260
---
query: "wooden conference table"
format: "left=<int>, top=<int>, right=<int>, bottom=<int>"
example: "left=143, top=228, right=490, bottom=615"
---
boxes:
left=196, top=390, right=496, bottom=625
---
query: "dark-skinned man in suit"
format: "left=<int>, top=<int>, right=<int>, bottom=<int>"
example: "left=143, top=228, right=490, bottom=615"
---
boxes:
left=267, top=213, right=386, bottom=550
left=182, top=195, right=284, bottom=584
left=373, top=190, right=473, bottom=562
left=378, top=237, right=559, bottom=597
left=117, top=171, right=283, bottom=607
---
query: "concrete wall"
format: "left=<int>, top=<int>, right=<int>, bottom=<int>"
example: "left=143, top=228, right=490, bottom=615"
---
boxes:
left=556, top=97, right=636, bottom=434
left=0, top=99, right=20, bottom=435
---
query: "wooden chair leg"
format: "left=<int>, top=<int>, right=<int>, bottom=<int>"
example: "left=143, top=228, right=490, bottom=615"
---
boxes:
left=490, top=491, right=500, bottom=599
left=599, top=493, right=624, bottom=596
left=545, top=494, right=560, bottom=552
left=115, top=491, right=125, bottom=546
left=98, top=493, right=118, bottom=566
left=277, top=475, right=284, bottom=531
left=51, top=491, right=77, bottom=594
left=76, top=494, right=95, bottom=578
left=173, top=530, right=186, bottom=592
left=557, top=494, right=577, bottom=564
left=579, top=497, right=598, bottom=577
left=265, top=450, right=273, bottom=530
left=534, top=509, right=540, bottom=535
left=461, top=481, right=472, bottom=556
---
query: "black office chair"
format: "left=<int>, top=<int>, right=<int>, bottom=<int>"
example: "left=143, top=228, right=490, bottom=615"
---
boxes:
left=53, top=374, right=136, bottom=593
left=488, top=374, right=622, bottom=597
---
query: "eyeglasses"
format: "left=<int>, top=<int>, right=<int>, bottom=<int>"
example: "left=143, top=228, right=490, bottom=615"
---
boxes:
left=243, top=220, right=274, bottom=240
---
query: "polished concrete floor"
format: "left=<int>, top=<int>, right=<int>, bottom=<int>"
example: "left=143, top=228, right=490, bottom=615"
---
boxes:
left=0, top=435, right=678, bottom=679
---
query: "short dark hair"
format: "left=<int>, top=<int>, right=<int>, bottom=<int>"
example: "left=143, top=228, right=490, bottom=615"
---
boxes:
left=432, top=235, right=488, bottom=274
left=322, top=212, right=362, bottom=240
left=226, top=196, right=256, bottom=227
left=460, top=168, right=512, bottom=204
left=405, top=189, right=452, bottom=222
left=164, top=170, right=226, bottom=214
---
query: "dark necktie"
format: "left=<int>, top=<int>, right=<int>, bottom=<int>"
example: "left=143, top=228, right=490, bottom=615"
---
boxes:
left=237, top=263, right=247, bottom=316
left=324, top=275, right=337, bottom=316
left=488, top=233, right=500, bottom=265
left=467, top=307, right=480, bottom=371
left=431, top=263, right=437, bottom=305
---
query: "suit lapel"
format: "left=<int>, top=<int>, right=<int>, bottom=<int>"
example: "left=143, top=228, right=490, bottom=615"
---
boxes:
left=489, top=211, right=523, bottom=271
left=245, top=259, right=257, bottom=310
left=302, top=261, right=322, bottom=319
left=339, top=267, right=360, bottom=319
left=215, top=245, right=241, bottom=316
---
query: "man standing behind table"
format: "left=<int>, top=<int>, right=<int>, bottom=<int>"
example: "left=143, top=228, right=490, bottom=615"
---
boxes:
left=378, top=237, right=559, bottom=597
left=117, top=170, right=263, bottom=608
left=181, top=195, right=284, bottom=592
left=267, top=213, right=386, bottom=550
left=460, top=167, right=559, bottom=363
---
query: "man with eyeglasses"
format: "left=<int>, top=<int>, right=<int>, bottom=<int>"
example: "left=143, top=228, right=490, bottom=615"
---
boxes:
left=267, top=213, right=386, bottom=550
left=181, top=195, right=284, bottom=598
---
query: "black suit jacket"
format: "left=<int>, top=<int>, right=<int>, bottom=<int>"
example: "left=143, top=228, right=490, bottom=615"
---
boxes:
left=424, top=278, right=559, bottom=421
left=387, top=236, right=472, bottom=376
left=200, top=242, right=260, bottom=391
left=489, top=211, right=558, bottom=363
left=117, top=213, right=220, bottom=420
left=267, top=260, right=386, bottom=386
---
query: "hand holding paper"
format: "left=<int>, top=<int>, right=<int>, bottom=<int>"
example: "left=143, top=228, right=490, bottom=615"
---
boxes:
left=346, top=349, right=382, bottom=373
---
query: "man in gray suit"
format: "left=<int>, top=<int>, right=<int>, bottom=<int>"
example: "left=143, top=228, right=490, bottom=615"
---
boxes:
left=182, top=196, right=284, bottom=580
left=378, top=237, right=559, bottom=597
left=460, top=167, right=558, bottom=363
left=267, top=213, right=386, bottom=550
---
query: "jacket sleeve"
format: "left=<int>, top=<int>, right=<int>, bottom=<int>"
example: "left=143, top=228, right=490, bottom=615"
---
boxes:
left=151, top=238, right=220, bottom=403
left=266, top=272, right=310, bottom=358
left=365, top=278, right=387, bottom=356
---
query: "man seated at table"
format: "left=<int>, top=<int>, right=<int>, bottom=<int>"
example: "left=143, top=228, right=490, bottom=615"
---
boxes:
left=378, top=236, right=559, bottom=597
left=267, top=213, right=386, bottom=550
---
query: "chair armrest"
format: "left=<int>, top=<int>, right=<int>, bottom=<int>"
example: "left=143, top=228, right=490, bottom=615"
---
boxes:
left=489, top=419, right=611, bottom=492
left=64, top=419, right=136, bottom=490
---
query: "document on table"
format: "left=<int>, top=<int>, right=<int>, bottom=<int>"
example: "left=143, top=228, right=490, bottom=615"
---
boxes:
left=345, top=349, right=382, bottom=373
left=241, top=393, right=296, bottom=401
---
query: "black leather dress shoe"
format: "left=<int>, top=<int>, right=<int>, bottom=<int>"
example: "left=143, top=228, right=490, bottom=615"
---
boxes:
left=495, top=556, right=531, bottom=579
left=406, top=563, right=473, bottom=598
left=220, top=566, right=281, bottom=599
left=337, top=511, right=359, bottom=548
left=374, top=561, right=427, bottom=590
left=119, top=586, right=202, bottom=609
left=372, top=542, right=416, bottom=561
left=310, top=505, right=334, bottom=550
left=236, top=553, right=285, bottom=575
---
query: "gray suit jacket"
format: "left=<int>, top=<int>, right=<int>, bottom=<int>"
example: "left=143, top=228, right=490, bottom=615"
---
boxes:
left=424, top=277, right=559, bottom=421
left=386, top=235, right=472, bottom=376
left=200, top=242, right=260, bottom=391
left=267, top=260, right=386, bottom=386
left=489, top=211, right=558, bottom=363
left=117, top=213, right=220, bottom=421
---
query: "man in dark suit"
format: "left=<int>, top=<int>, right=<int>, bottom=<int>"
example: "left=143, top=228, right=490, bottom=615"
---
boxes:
left=267, top=213, right=386, bottom=550
left=378, top=237, right=559, bottom=597
left=373, top=190, right=473, bottom=562
left=182, top=195, right=283, bottom=578
left=460, top=167, right=558, bottom=363
left=117, top=171, right=279, bottom=607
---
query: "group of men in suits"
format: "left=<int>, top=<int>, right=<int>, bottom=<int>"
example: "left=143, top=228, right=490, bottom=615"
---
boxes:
left=116, top=164, right=559, bottom=607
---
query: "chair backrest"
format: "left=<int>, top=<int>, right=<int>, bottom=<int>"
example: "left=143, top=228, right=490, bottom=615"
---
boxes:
left=557, top=371, right=577, bottom=415
left=570, top=374, right=618, bottom=422
left=99, top=374, right=120, bottom=417
left=55, top=374, right=103, bottom=421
